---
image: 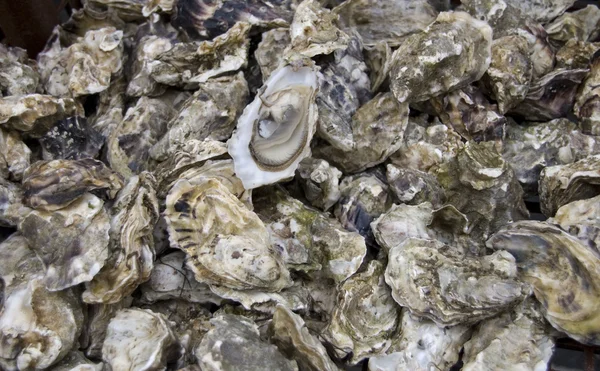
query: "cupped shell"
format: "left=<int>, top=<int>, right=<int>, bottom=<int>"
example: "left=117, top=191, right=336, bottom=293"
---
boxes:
left=0, top=127, right=30, bottom=181
left=39, top=116, right=104, bottom=161
left=0, top=44, right=40, bottom=96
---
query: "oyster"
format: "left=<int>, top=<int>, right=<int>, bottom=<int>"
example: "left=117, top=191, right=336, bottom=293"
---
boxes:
left=510, top=68, right=589, bottom=121
left=538, top=155, right=600, bottom=217
left=545, top=5, right=600, bottom=45
left=0, top=44, right=39, bottom=96
left=323, top=260, right=401, bottom=363
left=0, top=127, right=30, bottom=181
left=90, top=75, right=126, bottom=137
left=289, top=0, right=349, bottom=57
left=88, top=0, right=174, bottom=20
left=0, top=94, right=83, bottom=135
left=165, top=178, right=292, bottom=290
left=386, top=165, right=445, bottom=208
left=19, top=193, right=110, bottom=290
left=483, top=35, right=533, bottom=114
left=462, top=299, right=554, bottom=371
left=488, top=221, right=600, bottom=345
left=385, top=238, right=530, bottom=326
left=102, top=308, right=180, bottom=370
left=150, top=72, right=248, bottom=161
left=149, top=22, right=251, bottom=88
left=255, top=28, right=291, bottom=82
left=504, top=0, right=575, bottom=23
left=368, top=309, right=471, bottom=371
left=83, top=298, right=133, bottom=359
left=37, top=27, right=124, bottom=97
left=389, top=12, right=492, bottom=104
left=22, top=158, right=123, bottom=211
left=295, top=157, right=342, bottom=211
left=575, top=52, right=600, bottom=135
left=333, top=0, right=438, bottom=47
left=0, top=179, right=32, bottom=227
left=556, top=40, right=600, bottom=69
left=269, top=304, right=340, bottom=371
left=83, top=172, right=160, bottom=304
left=39, top=117, right=104, bottom=160
left=49, top=351, right=104, bottom=371
left=363, top=41, right=391, bottom=93
left=459, top=0, right=528, bottom=39
left=228, top=63, right=319, bottom=189
left=550, top=195, right=600, bottom=249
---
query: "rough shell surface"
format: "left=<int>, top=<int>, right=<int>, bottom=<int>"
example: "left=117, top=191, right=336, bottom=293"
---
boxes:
left=255, top=28, right=291, bottom=82
left=0, top=179, right=32, bottom=227
left=0, top=127, right=31, bottom=181
left=575, top=54, right=600, bottom=135
left=39, top=116, right=104, bottom=160
left=545, top=5, right=600, bottom=45
left=556, top=40, right=600, bottom=70
left=295, top=157, right=342, bottom=211
left=0, top=44, right=40, bottom=96
left=386, top=164, right=445, bottom=208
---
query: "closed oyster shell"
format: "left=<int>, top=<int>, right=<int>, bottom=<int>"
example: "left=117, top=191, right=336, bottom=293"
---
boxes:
left=290, top=0, right=349, bottom=57
left=196, top=314, right=298, bottom=371
left=462, top=299, right=554, bottom=371
left=545, top=5, right=600, bottom=45
left=556, top=40, right=600, bottom=70
left=385, top=238, right=529, bottom=326
left=504, top=0, right=575, bottom=23
left=0, top=127, right=30, bottom=181
left=539, top=155, right=600, bottom=217
left=389, top=11, right=492, bottom=104
left=255, top=28, right=290, bottom=82
left=269, top=304, right=340, bottom=371
left=386, top=165, right=445, bottom=208
left=102, top=308, right=180, bottom=370
left=88, top=0, right=174, bottom=20
left=22, top=158, right=123, bottom=211
left=510, top=68, right=589, bottom=121
left=314, top=92, right=409, bottom=173
left=39, top=117, right=104, bottom=161
left=0, top=179, right=32, bottom=227
left=0, top=44, right=40, bottom=96
left=323, top=260, right=400, bottom=364
left=149, top=22, right=251, bottom=88
left=460, top=0, right=528, bottom=39
left=19, top=193, right=110, bottom=291
left=333, top=0, right=438, bottom=47
left=165, top=178, right=292, bottom=291
left=368, top=309, right=471, bottom=371
left=575, top=53, right=600, bottom=135
left=483, top=35, right=533, bottom=114
left=82, top=298, right=133, bottom=359
left=150, top=72, right=248, bottom=161
left=0, top=94, right=83, bottom=135
left=487, top=221, right=600, bottom=345
left=295, top=157, right=342, bottom=211
left=83, top=172, right=160, bottom=304
left=550, top=195, right=600, bottom=249
left=228, top=63, right=319, bottom=189
left=37, top=27, right=124, bottom=97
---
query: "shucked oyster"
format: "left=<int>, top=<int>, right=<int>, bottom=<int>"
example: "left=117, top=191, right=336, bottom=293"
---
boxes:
left=488, top=221, right=600, bottom=345
left=389, top=12, right=492, bottom=104
left=0, top=44, right=40, bottom=96
left=165, top=178, right=292, bottom=291
left=385, top=238, right=529, bottom=326
left=228, top=63, right=318, bottom=189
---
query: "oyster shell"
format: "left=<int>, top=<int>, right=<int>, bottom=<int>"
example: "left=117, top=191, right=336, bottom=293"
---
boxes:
left=255, top=28, right=291, bottom=82
left=83, top=172, right=160, bottom=304
left=504, top=0, right=575, bottom=23
left=483, top=35, right=533, bottom=114
left=149, top=22, right=251, bottom=88
left=459, top=0, right=528, bottom=39
left=538, top=155, right=600, bottom=217
left=556, top=40, right=600, bottom=70
left=269, top=304, right=340, bottom=371
left=386, top=165, right=445, bottom=208
left=323, top=260, right=401, bottom=363
left=368, top=309, right=471, bottom=371
left=102, top=308, right=180, bottom=370
left=550, top=195, right=600, bottom=249
left=487, top=221, right=600, bottom=345
left=0, top=94, right=83, bottom=135
left=385, top=237, right=530, bottom=326
left=0, top=179, right=32, bottom=227
left=575, top=52, right=600, bottom=135
left=228, top=63, right=318, bottom=189
left=22, top=158, right=123, bottom=211
left=19, top=193, right=110, bottom=290
left=333, top=0, right=438, bottom=47
left=82, top=298, right=133, bottom=359
left=90, top=74, right=126, bottom=137
left=545, top=5, right=600, bottom=45
left=289, top=0, right=349, bottom=57
left=389, top=12, right=492, bottom=104
left=197, top=314, right=298, bottom=370
left=150, top=72, right=248, bottom=161
left=363, top=41, right=391, bottom=93
left=88, top=0, right=174, bottom=20
left=48, top=351, right=104, bottom=371
left=462, top=299, right=554, bottom=371
left=165, top=178, right=292, bottom=290
left=39, top=117, right=104, bottom=161
left=295, top=157, right=342, bottom=211
left=37, top=27, right=124, bottom=97
left=510, top=68, right=589, bottom=121
left=0, top=127, right=30, bottom=181
left=0, top=44, right=40, bottom=96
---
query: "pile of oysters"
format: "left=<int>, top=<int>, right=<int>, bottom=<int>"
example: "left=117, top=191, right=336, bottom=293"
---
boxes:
left=2, top=0, right=600, bottom=369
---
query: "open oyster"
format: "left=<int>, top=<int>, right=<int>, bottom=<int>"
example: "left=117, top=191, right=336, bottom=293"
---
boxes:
left=368, top=309, right=471, bottom=371
left=102, top=308, right=180, bottom=370
left=385, top=238, right=530, bottom=326
left=488, top=221, right=600, bottom=345
left=39, top=117, right=104, bottom=161
left=462, top=299, right=554, bottom=371
left=269, top=304, right=340, bottom=371
left=19, top=193, right=110, bottom=290
left=295, top=158, right=342, bottom=211
left=196, top=314, right=298, bottom=370
left=389, top=12, right=492, bottom=104
left=150, top=72, right=248, bottom=161
left=0, top=44, right=39, bottom=96
left=575, top=52, right=600, bottom=135
left=22, top=158, right=123, bottom=211
left=0, top=127, right=30, bottom=181
left=228, top=62, right=319, bottom=189
left=323, top=260, right=400, bottom=363
left=165, top=178, right=292, bottom=291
